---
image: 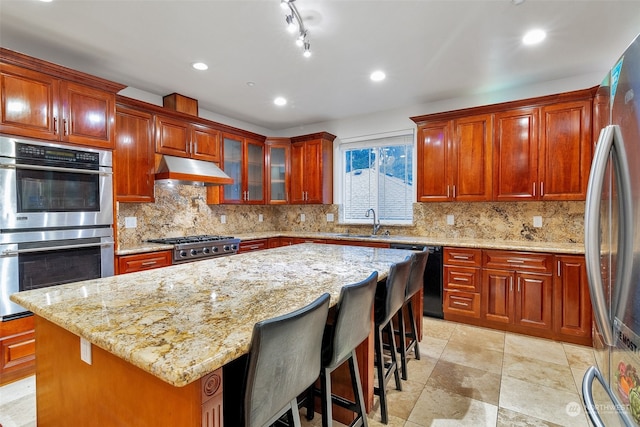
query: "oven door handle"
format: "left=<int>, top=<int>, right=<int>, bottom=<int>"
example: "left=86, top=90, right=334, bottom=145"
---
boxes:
left=0, top=163, right=112, bottom=175
left=2, top=241, right=114, bottom=256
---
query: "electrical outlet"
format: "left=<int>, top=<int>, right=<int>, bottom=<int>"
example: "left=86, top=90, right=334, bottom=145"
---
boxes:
left=80, top=337, right=92, bottom=365
left=124, top=217, right=137, bottom=228
left=220, top=215, right=226, bottom=224
left=446, top=215, right=455, bottom=225
left=300, top=213, right=305, bottom=222
left=258, top=214, right=263, bottom=222
left=533, top=216, right=543, bottom=228
left=326, top=213, right=334, bottom=222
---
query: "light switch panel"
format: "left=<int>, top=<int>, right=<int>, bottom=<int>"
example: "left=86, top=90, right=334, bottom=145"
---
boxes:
left=220, top=215, right=226, bottom=224
left=446, top=215, right=455, bottom=225
left=124, top=217, right=137, bottom=228
left=326, top=213, right=334, bottom=222
left=300, top=213, right=306, bottom=222
left=258, top=214, right=263, bottom=222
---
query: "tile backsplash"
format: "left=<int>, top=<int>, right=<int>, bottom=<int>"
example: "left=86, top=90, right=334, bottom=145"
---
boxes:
left=116, top=183, right=584, bottom=248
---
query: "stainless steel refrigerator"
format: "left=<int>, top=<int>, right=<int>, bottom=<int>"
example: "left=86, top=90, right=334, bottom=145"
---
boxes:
left=583, top=33, right=640, bottom=427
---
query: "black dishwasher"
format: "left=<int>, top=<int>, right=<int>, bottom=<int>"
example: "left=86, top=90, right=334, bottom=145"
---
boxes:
left=390, top=244, right=443, bottom=318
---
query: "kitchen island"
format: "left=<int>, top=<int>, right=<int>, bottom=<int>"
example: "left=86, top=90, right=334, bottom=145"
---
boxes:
left=10, top=243, right=414, bottom=426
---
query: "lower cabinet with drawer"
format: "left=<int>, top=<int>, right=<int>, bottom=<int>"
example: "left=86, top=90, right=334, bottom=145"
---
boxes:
left=443, top=247, right=591, bottom=346
left=443, top=248, right=482, bottom=319
left=482, top=250, right=554, bottom=333
left=116, top=250, right=172, bottom=274
left=238, top=239, right=269, bottom=253
left=0, top=315, right=35, bottom=385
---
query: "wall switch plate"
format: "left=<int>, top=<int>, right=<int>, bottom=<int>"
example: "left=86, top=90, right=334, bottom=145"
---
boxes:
left=300, top=213, right=305, bottom=222
left=446, top=215, right=455, bottom=225
left=533, top=216, right=543, bottom=228
left=326, top=213, right=334, bottom=222
left=124, top=217, right=137, bottom=228
left=220, top=215, right=226, bottom=224
left=80, top=337, right=92, bottom=365
left=258, top=214, right=263, bottom=222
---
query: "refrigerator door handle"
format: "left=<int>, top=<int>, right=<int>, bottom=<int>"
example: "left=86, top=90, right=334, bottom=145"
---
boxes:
left=585, top=125, right=617, bottom=346
left=583, top=365, right=635, bottom=427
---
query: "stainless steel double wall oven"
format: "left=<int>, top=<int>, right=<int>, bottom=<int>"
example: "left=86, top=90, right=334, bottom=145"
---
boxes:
left=0, top=135, right=114, bottom=320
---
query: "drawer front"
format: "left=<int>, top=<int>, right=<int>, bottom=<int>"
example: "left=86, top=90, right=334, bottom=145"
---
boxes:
left=444, top=247, right=482, bottom=267
left=239, top=239, right=268, bottom=253
left=483, top=250, right=553, bottom=273
left=444, top=266, right=481, bottom=292
left=443, top=290, right=481, bottom=318
left=118, top=251, right=172, bottom=274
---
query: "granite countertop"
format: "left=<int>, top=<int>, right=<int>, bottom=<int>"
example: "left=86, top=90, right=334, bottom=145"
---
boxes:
left=116, top=232, right=584, bottom=256
left=11, top=244, right=413, bottom=387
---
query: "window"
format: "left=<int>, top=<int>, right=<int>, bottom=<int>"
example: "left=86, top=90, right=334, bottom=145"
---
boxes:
left=340, top=132, right=414, bottom=224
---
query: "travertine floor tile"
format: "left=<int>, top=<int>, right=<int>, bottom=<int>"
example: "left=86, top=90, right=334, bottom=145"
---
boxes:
left=499, top=375, right=589, bottom=426
left=502, top=353, right=577, bottom=393
left=407, top=384, right=498, bottom=426
left=417, top=335, right=448, bottom=360
left=449, top=324, right=505, bottom=353
left=422, top=317, right=457, bottom=340
left=504, top=334, right=568, bottom=366
left=439, top=340, right=503, bottom=375
left=427, top=359, right=502, bottom=405
left=496, top=407, right=564, bottom=426
left=563, top=343, right=596, bottom=369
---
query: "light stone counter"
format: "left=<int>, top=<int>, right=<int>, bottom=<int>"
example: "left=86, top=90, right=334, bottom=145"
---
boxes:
left=11, top=244, right=413, bottom=387
left=231, top=232, right=585, bottom=255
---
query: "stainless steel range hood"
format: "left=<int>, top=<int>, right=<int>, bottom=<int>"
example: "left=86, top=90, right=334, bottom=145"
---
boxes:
left=155, top=155, right=233, bottom=186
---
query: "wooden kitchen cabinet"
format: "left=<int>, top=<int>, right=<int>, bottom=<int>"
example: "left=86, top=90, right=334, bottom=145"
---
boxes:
left=493, top=97, right=592, bottom=201
left=115, top=105, right=155, bottom=202
left=268, top=237, right=295, bottom=248
left=0, top=60, right=121, bottom=149
left=482, top=250, right=553, bottom=332
left=290, top=132, right=335, bottom=204
left=443, top=248, right=482, bottom=319
left=0, top=315, right=35, bottom=386
left=554, top=255, right=592, bottom=345
left=238, top=239, right=268, bottom=253
left=220, top=133, right=265, bottom=204
left=116, top=250, right=172, bottom=274
left=155, top=115, right=221, bottom=163
left=414, top=114, right=492, bottom=202
left=265, top=138, right=291, bottom=204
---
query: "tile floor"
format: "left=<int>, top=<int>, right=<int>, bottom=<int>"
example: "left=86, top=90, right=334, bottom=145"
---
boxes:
left=0, top=317, right=596, bottom=427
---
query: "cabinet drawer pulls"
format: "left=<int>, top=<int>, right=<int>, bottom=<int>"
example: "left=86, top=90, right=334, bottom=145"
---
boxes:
left=141, top=261, right=157, bottom=266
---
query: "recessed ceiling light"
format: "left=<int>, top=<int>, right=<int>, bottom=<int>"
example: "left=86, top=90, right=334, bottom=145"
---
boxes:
left=40, top=0, right=53, bottom=2
left=522, top=29, right=546, bottom=45
left=246, top=81, right=255, bottom=87
left=370, top=71, right=386, bottom=82
left=192, top=62, right=208, bottom=71
left=274, top=97, right=287, bottom=106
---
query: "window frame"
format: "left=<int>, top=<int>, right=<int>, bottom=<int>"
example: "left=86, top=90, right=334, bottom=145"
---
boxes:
left=337, top=130, right=416, bottom=226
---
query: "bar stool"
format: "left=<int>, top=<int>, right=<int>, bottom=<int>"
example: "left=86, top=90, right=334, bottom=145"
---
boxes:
left=396, top=248, right=429, bottom=380
left=242, top=293, right=330, bottom=427
left=317, top=271, right=378, bottom=427
left=373, top=256, right=413, bottom=424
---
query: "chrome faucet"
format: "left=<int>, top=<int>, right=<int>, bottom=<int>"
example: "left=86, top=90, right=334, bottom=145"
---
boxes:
left=365, top=208, right=381, bottom=235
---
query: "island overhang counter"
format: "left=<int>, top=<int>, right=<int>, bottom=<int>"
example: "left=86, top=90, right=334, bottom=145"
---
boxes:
left=11, top=243, right=415, bottom=426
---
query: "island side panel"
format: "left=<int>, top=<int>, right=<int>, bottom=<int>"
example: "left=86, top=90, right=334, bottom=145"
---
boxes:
left=35, top=316, right=203, bottom=426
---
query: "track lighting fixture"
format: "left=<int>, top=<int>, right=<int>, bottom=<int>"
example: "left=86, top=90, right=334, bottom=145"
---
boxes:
left=281, top=0, right=311, bottom=58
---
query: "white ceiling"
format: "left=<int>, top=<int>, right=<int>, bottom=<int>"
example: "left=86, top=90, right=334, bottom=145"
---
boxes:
left=1, top=0, right=639, bottom=132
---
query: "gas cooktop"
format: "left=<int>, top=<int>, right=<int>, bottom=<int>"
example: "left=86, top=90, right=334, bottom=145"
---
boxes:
left=146, top=235, right=240, bottom=263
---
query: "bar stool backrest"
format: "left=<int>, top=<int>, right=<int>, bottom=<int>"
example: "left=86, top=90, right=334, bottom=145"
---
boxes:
left=406, top=249, right=429, bottom=298
left=325, top=271, right=379, bottom=370
left=244, top=293, right=330, bottom=427
left=378, top=256, right=413, bottom=325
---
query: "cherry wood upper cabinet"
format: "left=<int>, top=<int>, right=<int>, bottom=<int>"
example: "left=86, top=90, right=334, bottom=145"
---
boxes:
left=413, top=87, right=596, bottom=202
left=538, top=100, right=592, bottom=200
left=220, top=133, right=265, bottom=204
left=155, top=115, right=221, bottom=163
left=493, top=107, right=539, bottom=200
left=415, top=114, right=492, bottom=202
left=115, top=105, right=155, bottom=202
left=265, top=138, right=291, bottom=205
left=453, top=114, right=493, bottom=201
left=0, top=49, right=124, bottom=149
left=290, top=132, right=335, bottom=204
left=416, top=120, right=450, bottom=201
